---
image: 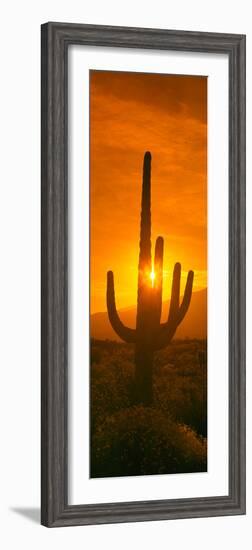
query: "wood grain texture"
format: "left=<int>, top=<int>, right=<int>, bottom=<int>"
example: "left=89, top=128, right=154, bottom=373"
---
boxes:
left=41, top=22, right=246, bottom=527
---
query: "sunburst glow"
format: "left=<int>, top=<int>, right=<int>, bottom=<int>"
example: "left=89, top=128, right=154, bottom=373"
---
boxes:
left=150, top=270, right=156, bottom=288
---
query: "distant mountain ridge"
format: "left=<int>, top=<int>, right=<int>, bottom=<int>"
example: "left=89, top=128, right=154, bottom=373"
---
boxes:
left=91, top=288, right=207, bottom=341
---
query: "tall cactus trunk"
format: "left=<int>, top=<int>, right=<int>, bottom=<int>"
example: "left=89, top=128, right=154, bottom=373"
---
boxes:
left=135, top=346, right=153, bottom=405
left=135, top=152, right=155, bottom=404
left=107, top=151, right=194, bottom=406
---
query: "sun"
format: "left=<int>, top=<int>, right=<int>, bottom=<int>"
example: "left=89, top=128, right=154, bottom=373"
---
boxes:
left=150, top=270, right=156, bottom=288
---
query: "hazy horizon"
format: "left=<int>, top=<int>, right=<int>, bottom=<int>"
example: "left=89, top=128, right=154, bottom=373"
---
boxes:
left=91, top=285, right=207, bottom=316
left=91, top=287, right=207, bottom=341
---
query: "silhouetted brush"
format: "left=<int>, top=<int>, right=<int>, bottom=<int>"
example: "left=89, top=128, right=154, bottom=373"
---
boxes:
left=107, top=152, right=194, bottom=404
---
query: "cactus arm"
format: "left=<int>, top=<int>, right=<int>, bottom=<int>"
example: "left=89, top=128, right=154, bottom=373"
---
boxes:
left=155, top=268, right=194, bottom=350
left=176, top=270, right=194, bottom=323
left=154, top=322, right=178, bottom=351
left=154, top=236, right=164, bottom=281
left=153, top=236, right=164, bottom=323
left=167, top=262, right=181, bottom=324
left=167, top=266, right=194, bottom=326
left=106, top=271, right=136, bottom=343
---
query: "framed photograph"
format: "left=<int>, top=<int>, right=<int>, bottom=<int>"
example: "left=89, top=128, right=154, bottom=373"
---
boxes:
left=41, top=22, right=246, bottom=527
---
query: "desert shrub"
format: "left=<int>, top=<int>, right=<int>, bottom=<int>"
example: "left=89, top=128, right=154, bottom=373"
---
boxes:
left=154, top=369, right=207, bottom=436
left=90, top=339, right=207, bottom=437
left=153, top=341, right=207, bottom=436
left=91, top=406, right=207, bottom=478
left=91, top=346, right=102, bottom=365
left=91, top=359, right=134, bottom=432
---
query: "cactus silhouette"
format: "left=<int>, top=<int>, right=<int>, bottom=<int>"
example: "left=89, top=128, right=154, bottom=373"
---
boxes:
left=107, top=152, right=194, bottom=404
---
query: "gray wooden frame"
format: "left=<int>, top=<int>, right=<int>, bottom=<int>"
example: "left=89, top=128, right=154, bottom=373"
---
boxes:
left=41, top=22, right=246, bottom=527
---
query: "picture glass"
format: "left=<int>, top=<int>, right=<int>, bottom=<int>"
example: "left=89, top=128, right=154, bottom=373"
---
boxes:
left=90, top=70, right=208, bottom=478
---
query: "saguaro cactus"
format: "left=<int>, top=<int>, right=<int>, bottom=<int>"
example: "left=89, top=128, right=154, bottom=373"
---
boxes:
left=107, top=152, right=194, bottom=405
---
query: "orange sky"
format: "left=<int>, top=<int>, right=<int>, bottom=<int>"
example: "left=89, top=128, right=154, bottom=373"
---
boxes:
left=90, top=71, right=207, bottom=314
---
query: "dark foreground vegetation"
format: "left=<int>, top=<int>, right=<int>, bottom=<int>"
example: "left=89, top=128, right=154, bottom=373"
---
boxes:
left=90, top=339, right=207, bottom=478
